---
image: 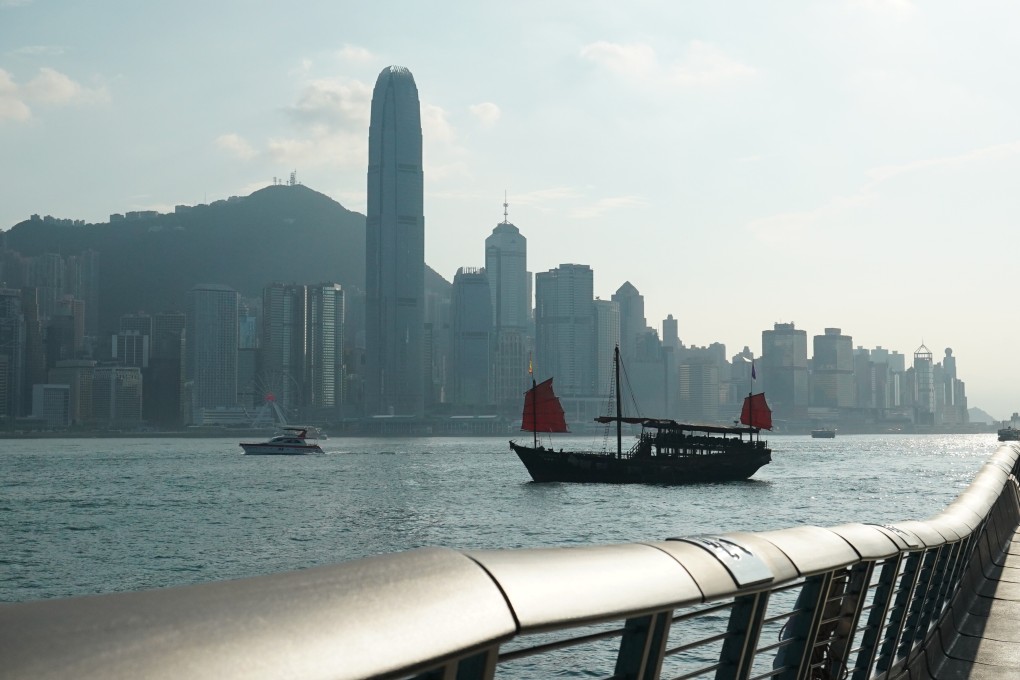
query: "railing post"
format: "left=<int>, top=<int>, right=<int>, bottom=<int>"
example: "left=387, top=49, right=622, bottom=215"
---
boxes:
left=909, top=544, right=954, bottom=650
left=410, top=646, right=499, bottom=680
left=615, top=610, right=673, bottom=680
left=715, top=592, right=770, bottom=680
left=894, top=547, right=940, bottom=666
left=851, top=555, right=901, bottom=680
left=771, top=572, right=836, bottom=680
left=874, top=550, right=923, bottom=677
left=826, top=561, right=874, bottom=678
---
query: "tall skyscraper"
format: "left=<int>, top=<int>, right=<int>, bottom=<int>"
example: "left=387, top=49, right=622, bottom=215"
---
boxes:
left=0, top=288, right=25, bottom=419
left=307, top=282, right=345, bottom=416
left=612, top=282, right=646, bottom=361
left=365, top=65, right=425, bottom=417
left=811, top=327, right=854, bottom=408
left=534, top=264, right=595, bottom=397
left=761, top=322, right=808, bottom=421
left=592, top=299, right=620, bottom=397
left=260, top=282, right=308, bottom=414
left=149, top=312, right=186, bottom=428
left=449, top=267, right=492, bottom=407
left=186, top=284, right=239, bottom=423
left=485, top=203, right=530, bottom=413
left=913, top=343, right=935, bottom=425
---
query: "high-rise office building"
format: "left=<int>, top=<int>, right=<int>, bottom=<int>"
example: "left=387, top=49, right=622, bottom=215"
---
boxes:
left=365, top=65, right=425, bottom=417
left=149, top=312, right=186, bottom=428
left=611, top=281, right=646, bottom=361
left=592, top=299, right=621, bottom=397
left=307, top=282, right=345, bottom=415
left=534, top=264, right=595, bottom=397
left=811, top=328, right=854, bottom=408
left=485, top=207, right=530, bottom=412
left=92, top=365, right=142, bottom=424
left=65, top=249, right=99, bottom=336
left=449, top=267, right=492, bottom=407
left=761, top=322, right=808, bottom=421
left=662, top=314, right=680, bottom=352
left=186, top=284, right=238, bottom=423
left=260, top=282, right=307, bottom=414
left=485, top=211, right=529, bottom=331
left=48, top=360, right=95, bottom=425
left=21, top=288, right=44, bottom=412
left=913, top=344, right=935, bottom=425
left=0, top=288, right=25, bottom=419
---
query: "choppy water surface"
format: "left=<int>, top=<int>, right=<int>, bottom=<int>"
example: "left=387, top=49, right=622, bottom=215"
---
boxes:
left=0, top=433, right=999, bottom=602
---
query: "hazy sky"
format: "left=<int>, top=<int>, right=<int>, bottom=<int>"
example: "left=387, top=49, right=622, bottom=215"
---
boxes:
left=2, top=1, right=1018, bottom=418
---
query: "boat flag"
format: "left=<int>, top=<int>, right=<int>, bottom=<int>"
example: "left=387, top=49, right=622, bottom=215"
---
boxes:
left=751, top=360, right=757, bottom=380
left=528, top=353, right=533, bottom=375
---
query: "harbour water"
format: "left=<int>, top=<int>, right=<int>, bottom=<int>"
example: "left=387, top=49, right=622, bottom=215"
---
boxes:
left=0, top=433, right=999, bottom=603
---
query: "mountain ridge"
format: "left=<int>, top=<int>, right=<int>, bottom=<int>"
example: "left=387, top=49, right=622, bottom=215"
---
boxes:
left=3, top=184, right=369, bottom=332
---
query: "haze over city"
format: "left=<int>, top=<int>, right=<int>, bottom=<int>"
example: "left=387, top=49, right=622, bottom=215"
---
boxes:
left=1, top=1, right=1018, bottom=417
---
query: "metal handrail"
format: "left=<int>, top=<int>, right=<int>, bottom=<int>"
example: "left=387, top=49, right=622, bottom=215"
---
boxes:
left=1, top=443, right=1017, bottom=680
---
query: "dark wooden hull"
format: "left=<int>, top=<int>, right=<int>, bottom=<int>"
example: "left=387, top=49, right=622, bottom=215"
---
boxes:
left=509, top=442, right=771, bottom=485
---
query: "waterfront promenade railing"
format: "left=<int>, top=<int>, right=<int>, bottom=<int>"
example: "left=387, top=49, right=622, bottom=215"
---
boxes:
left=2, top=443, right=1018, bottom=680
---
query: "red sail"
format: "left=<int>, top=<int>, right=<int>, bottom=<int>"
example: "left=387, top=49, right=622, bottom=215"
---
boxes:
left=521, top=378, right=569, bottom=433
left=740, top=392, right=773, bottom=430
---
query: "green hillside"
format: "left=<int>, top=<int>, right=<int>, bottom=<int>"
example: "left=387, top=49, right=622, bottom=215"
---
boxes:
left=4, top=184, right=366, bottom=333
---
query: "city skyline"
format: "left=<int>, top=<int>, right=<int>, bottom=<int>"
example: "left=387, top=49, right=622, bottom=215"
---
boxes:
left=2, top=2, right=1019, bottom=416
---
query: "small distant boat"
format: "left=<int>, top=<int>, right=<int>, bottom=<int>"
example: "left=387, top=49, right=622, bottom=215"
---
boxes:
left=508, top=346, right=772, bottom=484
left=811, top=428, right=837, bottom=439
left=239, top=427, right=324, bottom=455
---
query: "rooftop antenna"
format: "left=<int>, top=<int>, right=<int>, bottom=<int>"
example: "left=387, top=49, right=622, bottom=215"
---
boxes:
left=502, top=190, right=509, bottom=224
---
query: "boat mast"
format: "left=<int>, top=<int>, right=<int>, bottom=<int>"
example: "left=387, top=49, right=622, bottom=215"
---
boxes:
left=532, top=375, right=538, bottom=449
left=615, top=345, right=622, bottom=459
left=534, top=375, right=542, bottom=448
left=748, top=391, right=753, bottom=442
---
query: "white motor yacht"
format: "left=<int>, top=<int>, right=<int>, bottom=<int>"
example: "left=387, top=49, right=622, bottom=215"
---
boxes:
left=239, top=427, right=324, bottom=455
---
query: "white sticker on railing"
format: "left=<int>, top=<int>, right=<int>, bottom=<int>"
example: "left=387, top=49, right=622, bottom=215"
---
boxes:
left=672, top=535, right=774, bottom=588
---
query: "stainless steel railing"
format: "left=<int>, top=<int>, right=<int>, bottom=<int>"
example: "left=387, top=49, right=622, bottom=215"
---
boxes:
left=2, top=443, right=1017, bottom=680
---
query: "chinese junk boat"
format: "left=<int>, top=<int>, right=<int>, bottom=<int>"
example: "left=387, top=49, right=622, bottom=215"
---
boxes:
left=509, top=348, right=773, bottom=484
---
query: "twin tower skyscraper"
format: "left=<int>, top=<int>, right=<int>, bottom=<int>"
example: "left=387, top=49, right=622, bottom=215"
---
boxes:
left=365, top=66, right=425, bottom=416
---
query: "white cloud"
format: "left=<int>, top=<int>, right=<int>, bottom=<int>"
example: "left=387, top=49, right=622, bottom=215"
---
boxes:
left=570, top=195, right=646, bottom=220
left=10, top=45, right=65, bottom=57
left=422, top=103, right=455, bottom=144
left=266, top=130, right=366, bottom=169
left=0, top=66, right=107, bottom=121
left=513, top=187, right=585, bottom=207
left=747, top=192, right=873, bottom=245
left=670, top=41, right=757, bottom=87
left=580, top=40, right=755, bottom=88
left=866, top=141, right=1020, bottom=182
left=847, top=0, right=917, bottom=17
left=580, top=41, right=657, bottom=78
left=288, top=77, right=372, bottom=129
left=25, top=67, right=98, bottom=104
left=468, top=102, right=501, bottom=127
left=336, top=45, right=375, bottom=63
left=0, top=68, right=31, bottom=121
left=215, top=133, right=257, bottom=160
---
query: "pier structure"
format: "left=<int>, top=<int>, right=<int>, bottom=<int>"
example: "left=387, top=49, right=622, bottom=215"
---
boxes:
left=2, top=444, right=1019, bottom=679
